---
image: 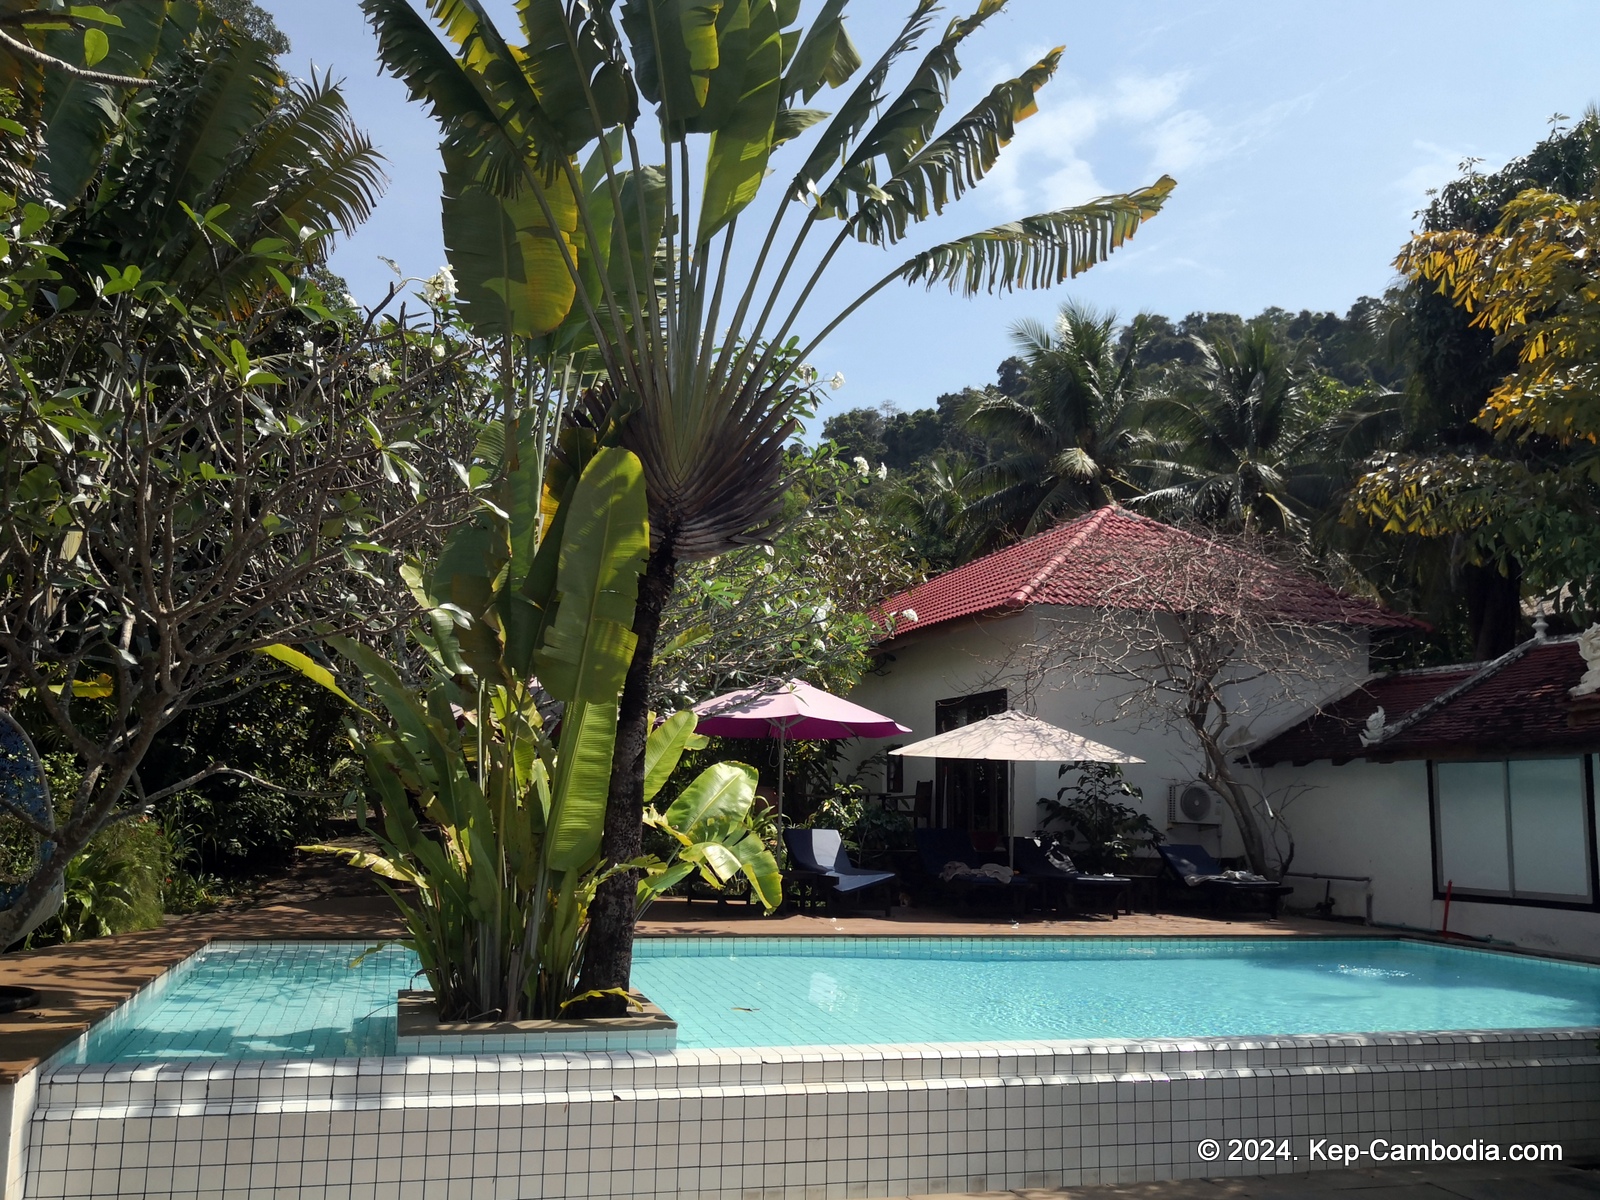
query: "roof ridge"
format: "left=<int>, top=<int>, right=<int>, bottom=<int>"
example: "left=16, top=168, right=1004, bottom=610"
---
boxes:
left=1008, top=506, right=1111, bottom=609
left=1365, top=635, right=1542, bottom=746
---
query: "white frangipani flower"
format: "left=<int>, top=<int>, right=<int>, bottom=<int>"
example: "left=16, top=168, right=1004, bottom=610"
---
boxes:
left=432, top=343, right=446, bottom=359
left=852, top=455, right=870, bottom=477
left=901, top=608, right=918, bottom=623
left=828, top=371, right=845, bottom=390
left=302, top=340, right=316, bottom=358
left=366, top=361, right=394, bottom=384
left=875, top=462, right=888, bottom=480
left=420, top=265, right=457, bottom=306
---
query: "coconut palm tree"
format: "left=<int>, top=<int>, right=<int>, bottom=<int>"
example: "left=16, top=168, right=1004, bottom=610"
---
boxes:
left=360, top=0, right=1175, bottom=1009
left=1137, top=325, right=1327, bottom=535
left=959, top=301, right=1163, bottom=552
left=882, top=450, right=975, bottom=571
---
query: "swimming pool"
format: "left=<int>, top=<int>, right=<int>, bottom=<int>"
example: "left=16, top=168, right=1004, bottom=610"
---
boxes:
left=63, top=936, right=1600, bottom=1064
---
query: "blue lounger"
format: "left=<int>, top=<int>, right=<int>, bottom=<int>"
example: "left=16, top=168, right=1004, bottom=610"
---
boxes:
left=1010, top=838, right=1130, bottom=917
left=783, top=828, right=897, bottom=916
left=1156, top=842, right=1293, bottom=918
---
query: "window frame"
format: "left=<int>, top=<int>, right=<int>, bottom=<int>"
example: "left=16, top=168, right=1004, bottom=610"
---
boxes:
left=1428, top=753, right=1599, bottom=911
left=933, top=688, right=1008, bottom=833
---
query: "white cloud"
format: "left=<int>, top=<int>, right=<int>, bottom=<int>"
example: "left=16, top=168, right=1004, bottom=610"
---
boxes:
left=1146, top=110, right=1216, bottom=173
left=1393, top=140, right=1471, bottom=217
left=981, top=69, right=1311, bottom=215
left=984, top=72, right=1191, bottom=212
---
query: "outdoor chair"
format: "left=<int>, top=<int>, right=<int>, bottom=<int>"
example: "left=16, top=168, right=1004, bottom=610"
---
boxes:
left=1010, top=838, right=1131, bottom=918
left=912, top=828, right=1034, bottom=914
left=1155, top=842, right=1294, bottom=918
left=783, top=829, right=897, bottom=917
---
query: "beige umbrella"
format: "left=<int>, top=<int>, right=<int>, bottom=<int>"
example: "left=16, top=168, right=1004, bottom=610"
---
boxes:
left=890, top=711, right=1143, bottom=865
left=889, top=710, right=1143, bottom=764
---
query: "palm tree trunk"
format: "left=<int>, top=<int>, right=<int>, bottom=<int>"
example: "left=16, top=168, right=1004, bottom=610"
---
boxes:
left=574, top=534, right=678, bottom=1016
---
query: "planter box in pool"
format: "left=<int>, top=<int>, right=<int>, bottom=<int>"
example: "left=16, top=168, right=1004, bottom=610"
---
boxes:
left=393, top=988, right=676, bottom=1054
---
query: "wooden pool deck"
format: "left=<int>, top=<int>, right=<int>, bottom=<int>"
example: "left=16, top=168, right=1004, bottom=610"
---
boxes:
left=0, top=894, right=1380, bottom=1085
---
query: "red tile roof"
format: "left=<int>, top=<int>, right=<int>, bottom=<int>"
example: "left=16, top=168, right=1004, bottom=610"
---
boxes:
left=1249, top=637, right=1600, bottom=764
left=877, top=506, right=1422, bottom=639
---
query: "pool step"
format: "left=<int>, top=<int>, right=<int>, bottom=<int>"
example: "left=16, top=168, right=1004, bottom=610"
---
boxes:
left=28, top=1030, right=1600, bottom=1200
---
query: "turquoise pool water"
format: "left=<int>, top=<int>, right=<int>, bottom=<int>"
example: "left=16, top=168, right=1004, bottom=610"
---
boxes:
left=66, top=937, right=1600, bottom=1064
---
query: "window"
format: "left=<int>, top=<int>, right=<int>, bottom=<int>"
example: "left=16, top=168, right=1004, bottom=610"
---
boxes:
left=934, top=689, right=1007, bottom=834
left=1432, top=757, right=1595, bottom=907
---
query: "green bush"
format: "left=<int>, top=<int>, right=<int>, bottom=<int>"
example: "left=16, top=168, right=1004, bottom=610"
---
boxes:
left=1038, top=764, right=1161, bottom=873
left=26, top=818, right=172, bottom=946
left=142, top=677, right=359, bottom=871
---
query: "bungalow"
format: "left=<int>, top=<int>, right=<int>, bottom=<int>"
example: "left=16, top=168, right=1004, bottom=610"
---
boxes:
left=846, top=506, right=1418, bottom=863
left=1248, top=627, right=1600, bottom=957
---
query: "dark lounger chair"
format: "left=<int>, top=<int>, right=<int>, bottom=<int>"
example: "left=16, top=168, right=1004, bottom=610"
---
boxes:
left=913, top=828, right=1034, bottom=913
left=1010, top=838, right=1131, bottom=918
left=783, top=829, right=897, bottom=917
left=1156, top=842, right=1294, bottom=918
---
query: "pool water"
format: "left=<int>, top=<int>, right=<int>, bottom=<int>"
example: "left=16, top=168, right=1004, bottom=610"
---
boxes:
left=65, top=937, right=1600, bottom=1064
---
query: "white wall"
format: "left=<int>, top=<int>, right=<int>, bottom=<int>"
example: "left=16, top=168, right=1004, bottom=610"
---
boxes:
left=1259, top=756, right=1600, bottom=960
left=1257, top=759, right=1433, bottom=927
left=848, top=608, right=1368, bottom=863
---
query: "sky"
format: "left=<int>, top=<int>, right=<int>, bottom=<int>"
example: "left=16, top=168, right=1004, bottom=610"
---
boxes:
left=266, top=0, right=1600, bottom=432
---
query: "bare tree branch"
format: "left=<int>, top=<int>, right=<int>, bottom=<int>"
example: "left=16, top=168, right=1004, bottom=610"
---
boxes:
left=974, top=524, right=1364, bottom=876
left=0, top=25, right=155, bottom=87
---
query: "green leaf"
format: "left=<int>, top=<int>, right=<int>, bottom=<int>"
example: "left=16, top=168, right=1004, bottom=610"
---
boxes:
left=662, top=759, right=756, bottom=836
left=724, top=830, right=781, bottom=909
left=843, top=0, right=1006, bottom=177
left=857, top=50, right=1063, bottom=245
left=891, top=177, right=1175, bottom=294
left=532, top=446, right=649, bottom=704
left=773, top=106, right=829, bottom=146
left=257, top=643, right=359, bottom=707
left=67, top=6, right=123, bottom=26
left=620, top=0, right=724, bottom=128
left=643, top=709, right=702, bottom=802
left=697, top=0, right=784, bottom=244
left=780, top=0, right=857, bottom=104
left=542, top=698, right=616, bottom=870
left=299, top=844, right=427, bottom=888
left=515, top=0, right=637, bottom=150
left=36, top=0, right=164, bottom=202
left=788, top=0, right=939, bottom=200
left=442, top=151, right=580, bottom=338
left=82, top=27, right=109, bottom=67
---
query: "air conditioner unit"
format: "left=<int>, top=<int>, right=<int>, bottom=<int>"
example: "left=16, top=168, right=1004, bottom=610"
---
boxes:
left=1167, top=782, right=1224, bottom=826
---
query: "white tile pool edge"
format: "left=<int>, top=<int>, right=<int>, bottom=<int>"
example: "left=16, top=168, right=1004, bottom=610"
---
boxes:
left=21, top=1025, right=1600, bottom=1199
left=1, top=940, right=214, bottom=1200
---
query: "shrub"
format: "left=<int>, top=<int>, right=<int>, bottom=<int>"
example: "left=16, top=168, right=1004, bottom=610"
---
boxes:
left=26, top=818, right=172, bottom=946
left=1038, top=764, right=1161, bottom=873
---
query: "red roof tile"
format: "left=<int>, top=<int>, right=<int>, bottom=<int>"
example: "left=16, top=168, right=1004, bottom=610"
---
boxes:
left=1249, top=638, right=1600, bottom=764
left=877, top=506, right=1421, bottom=639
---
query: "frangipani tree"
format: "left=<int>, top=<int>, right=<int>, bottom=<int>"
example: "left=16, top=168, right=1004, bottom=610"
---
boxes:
left=368, top=0, right=1174, bottom=1008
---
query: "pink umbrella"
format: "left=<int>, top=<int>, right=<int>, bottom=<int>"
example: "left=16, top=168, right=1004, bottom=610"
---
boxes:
left=692, top=679, right=911, bottom=826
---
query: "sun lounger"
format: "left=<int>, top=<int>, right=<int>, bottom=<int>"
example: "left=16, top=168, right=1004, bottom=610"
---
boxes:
left=1010, top=837, right=1131, bottom=918
left=1155, top=842, right=1294, bottom=918
left=783, top=828, right=898, bottom=917
left=912, top=828, right=1034, bottom=913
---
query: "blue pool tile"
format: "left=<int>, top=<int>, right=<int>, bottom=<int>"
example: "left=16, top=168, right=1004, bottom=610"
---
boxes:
left=59, top=937, right=1600, bottom=1064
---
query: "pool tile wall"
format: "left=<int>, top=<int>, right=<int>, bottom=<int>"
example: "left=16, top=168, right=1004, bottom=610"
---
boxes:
left=25, top=1026, right=1600, bottom=1199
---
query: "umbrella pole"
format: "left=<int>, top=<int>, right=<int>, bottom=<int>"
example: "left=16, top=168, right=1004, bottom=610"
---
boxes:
left=1007, top=761, right=1014, bottom=868
left=776, top=734, right=785, bottom=831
